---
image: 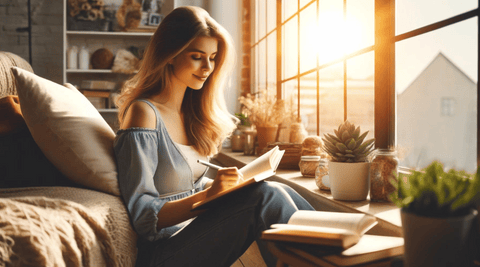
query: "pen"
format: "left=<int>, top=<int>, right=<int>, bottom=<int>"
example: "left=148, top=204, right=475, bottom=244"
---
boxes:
left=197, top=159, right=222, bottom=170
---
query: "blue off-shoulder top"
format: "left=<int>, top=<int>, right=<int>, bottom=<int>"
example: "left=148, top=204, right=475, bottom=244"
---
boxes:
left=113, top=99, right=209, bottom=241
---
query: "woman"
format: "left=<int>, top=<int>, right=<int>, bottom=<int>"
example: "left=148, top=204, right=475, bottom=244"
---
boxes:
left=114, top=6, right=314, bottom=267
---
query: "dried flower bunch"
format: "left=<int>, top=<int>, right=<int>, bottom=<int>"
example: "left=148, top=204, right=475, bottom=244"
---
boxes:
left=239, top=90, right=294, bottom=127
left=322, top=120, right=375, bottom=163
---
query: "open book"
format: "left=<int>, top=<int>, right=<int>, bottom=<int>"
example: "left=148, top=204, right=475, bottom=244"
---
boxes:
left=261, top=210, right=378, bottom=249
left=192, top=146, right=285, bottom=210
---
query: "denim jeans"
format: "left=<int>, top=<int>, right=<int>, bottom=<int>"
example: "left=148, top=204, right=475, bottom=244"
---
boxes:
left=134, top=181, right=315, bottom=267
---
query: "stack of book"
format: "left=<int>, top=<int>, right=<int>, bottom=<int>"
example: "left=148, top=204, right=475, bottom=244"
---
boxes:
left=262, top=210, right=404, bottom=266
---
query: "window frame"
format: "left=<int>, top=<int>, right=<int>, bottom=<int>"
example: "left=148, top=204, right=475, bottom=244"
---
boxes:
left=250, top=0, right=480, bottom=166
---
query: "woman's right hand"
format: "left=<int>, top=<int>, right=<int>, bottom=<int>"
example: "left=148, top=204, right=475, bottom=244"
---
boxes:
left=205, top=167, right=243, bottom=199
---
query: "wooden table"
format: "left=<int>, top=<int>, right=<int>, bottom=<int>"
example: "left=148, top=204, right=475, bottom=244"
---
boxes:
left=267, top=241, right=402, bottom=267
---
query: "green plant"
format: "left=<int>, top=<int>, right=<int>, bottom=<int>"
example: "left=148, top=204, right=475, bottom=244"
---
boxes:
left=235, top=113, right=251, bottom=126
left=390, top=161, right=480, bottom=217
left=321, top=120, right=375, bottom=163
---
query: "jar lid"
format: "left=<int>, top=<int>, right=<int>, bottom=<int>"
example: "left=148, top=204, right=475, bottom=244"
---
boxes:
left=300, top=155, right=321, bottom=161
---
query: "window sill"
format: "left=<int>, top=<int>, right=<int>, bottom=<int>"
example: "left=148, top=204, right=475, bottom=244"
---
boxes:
left=214, top=149, right=403, bottom=237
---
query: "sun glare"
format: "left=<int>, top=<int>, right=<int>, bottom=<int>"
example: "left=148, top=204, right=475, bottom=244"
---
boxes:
left=303, top=12, right=363, bottom=65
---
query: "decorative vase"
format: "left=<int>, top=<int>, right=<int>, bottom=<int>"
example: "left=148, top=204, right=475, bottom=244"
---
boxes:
left=289, top=122, right=308, bottom=144
left=67, top=46, right=78, bottom=69
left=401, top=208, right=478, bottom=267
left=79, top=46, right=89, bottom=70
left=328, top=161, right=370, bottom=201
left=256, top=125, right=278, bottom=155
left=230, top=129, right=244, bottom=152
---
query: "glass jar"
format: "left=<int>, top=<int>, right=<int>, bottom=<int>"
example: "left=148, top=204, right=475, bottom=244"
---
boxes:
left=315, top=158, right=330, bottom=190
left=370, top=149, right=399, bottom=202
left=299, top=156, right=320, bottom=177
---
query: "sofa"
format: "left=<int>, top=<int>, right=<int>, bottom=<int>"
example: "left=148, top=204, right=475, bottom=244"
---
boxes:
left=0, top=51, right=265, bottom=267
left=0, top=51, right=138, bottom=266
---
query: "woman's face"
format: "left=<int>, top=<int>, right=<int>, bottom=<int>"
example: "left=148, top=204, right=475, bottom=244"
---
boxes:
left=169, top=36, right=218, bottom=90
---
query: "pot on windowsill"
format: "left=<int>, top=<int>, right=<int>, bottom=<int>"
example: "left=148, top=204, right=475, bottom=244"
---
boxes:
left=328, top=161, right=371, bottom=201
left=256, top=125, right=278, bottom=156
left=400, top=208, right=477, bottom=267
left=321, top=121, right=375, bottom=201
left=391, top=161, right=480, bottom=267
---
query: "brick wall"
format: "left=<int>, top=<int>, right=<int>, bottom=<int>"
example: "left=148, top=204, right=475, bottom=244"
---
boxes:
left=240, top=0, right=251, bottom=96
left=0, top=0, right=63, bottom=84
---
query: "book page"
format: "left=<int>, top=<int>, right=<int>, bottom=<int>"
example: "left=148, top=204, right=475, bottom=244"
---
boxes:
left=240, top=146, right=284, bottom=181
left=287, top=211, right=377, bottom=235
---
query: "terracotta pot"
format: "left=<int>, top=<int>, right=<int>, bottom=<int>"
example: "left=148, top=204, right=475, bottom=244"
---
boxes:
left=256, top=125, right=278, bottom=155
left=328, top=161, right=370, bottom=201
left=401, top=208, right=478, bottom=267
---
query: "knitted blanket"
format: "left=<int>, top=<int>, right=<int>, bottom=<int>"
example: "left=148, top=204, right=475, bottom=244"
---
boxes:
left=0, top=197, right=118, bottom=267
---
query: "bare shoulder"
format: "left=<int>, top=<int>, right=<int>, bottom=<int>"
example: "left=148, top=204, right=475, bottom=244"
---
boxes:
left=121, top=101, right=157, bottom=129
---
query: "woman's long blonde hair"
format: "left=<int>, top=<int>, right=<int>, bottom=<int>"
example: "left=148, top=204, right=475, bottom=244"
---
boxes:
left=117, top=6, right=237, bottom=156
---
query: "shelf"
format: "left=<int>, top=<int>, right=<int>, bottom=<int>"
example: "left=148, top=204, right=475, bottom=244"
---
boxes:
left=98, top=108, right=118, bottom=113
left=66, top=31, right=154, bottom=37
left=66, top=69, right=138, bottom=74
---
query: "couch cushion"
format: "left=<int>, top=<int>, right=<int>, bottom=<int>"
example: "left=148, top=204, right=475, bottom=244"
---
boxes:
left=11, top=67, right=120, bottom=196
left=0, top=95, right=76, bottom=188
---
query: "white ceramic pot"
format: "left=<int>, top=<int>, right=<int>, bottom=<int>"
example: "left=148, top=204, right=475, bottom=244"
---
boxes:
left=328, top=161, right=370, bottom=201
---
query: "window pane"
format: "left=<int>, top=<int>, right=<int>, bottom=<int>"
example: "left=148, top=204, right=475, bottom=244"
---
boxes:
left=319, top=62, right=344, bottom=136
left=258, top=40, right=267, bottom=92
left=253, top=46, right=258, bottom=93
left=278, top=79, right=299, bottom=142
left=255, top=0, right=260, bottom=43
left=346, top=0, right=374, bottom=53
left=282, top=79, right=298, bottom=105
left=258, top=0, right=266, bottom=39
left=283, top=0, right=298, bottom=21
left=267, top=32, right=277, bottom=95
left=300, top=0, right=313, bottom=9
left=283, top=17, right=298, bottom=79
left=346, top=52, right=374, bottom=141
left=299, top=3, right=317, bottom=74
left=267, top=0, right=276, bottom=33
left=318, top=0, right=344, bottom=65
left=300, top=72, right=317, bottom=135
left=396, top=18, right=478, bottom=173
left=396, top=0, right=478, bottom=35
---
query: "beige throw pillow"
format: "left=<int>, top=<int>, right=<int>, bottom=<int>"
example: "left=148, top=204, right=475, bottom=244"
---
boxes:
left=11, top=67, right=120, bottom=196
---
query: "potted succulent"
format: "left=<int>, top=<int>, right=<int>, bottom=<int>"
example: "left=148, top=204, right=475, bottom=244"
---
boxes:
left=321, top=120, right=375, bottom=201
left=390, top=161, right=480, bottom=267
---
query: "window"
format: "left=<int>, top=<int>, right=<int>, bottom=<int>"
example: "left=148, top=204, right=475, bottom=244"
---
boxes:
left=441, top=97, right=456, bottom=116
left=251, top=0, right=479, bottom=173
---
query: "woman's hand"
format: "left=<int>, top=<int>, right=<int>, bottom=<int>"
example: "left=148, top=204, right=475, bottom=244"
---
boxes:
left=205, top=167, right=243, bottom=199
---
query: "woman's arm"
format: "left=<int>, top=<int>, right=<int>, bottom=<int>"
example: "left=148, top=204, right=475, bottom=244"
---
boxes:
left=156, top=167, right=243, bottom=229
